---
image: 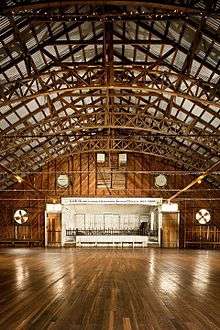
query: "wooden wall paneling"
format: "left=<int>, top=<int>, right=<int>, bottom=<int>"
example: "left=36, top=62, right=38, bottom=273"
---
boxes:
left=141, top=155, right=144, bottom=196
left=132, top=154, right=137, bottom=195
left=88, top=153, right=96, bottom=196
left=80, top=154, right=82, bottom=196
left=134, top=155, right=142, bottom=195
left=127, top=154, right=135, bottom=194
left=0, top=206, right=13, bottom=240
left=141, top=156, right=151, bottom=197
left=0, top=153, right=220, bottom=247
left=0, top=200, right=45, bottom=244
left=81, top=154, right=89, bottom=195
left=179, top=200, right=186, bottom=248
left=134, top=155, right=137, bottom=195
left=54, top=159, right=57, bottom=196
left=181, top=198, right=220, bottom=248
left=87, top=154, right=90, bottom=195
left=31, top=205, right=43, bottom=241
left=66, top=157, right=70, bottom=196
left=69, top=155, right=73, bottom=196
left=70, top=155, right=75, bottom=195
left=74, top=154, right=81, bottom=196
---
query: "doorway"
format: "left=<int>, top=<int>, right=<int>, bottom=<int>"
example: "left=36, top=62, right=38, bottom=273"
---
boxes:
left=46, top=213, right=61, bottom=246
left=161, top=212, right=179, bottom=248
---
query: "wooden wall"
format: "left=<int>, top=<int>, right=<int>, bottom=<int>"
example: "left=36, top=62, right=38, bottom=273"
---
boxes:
left=0, top=153, right=219, bottom=247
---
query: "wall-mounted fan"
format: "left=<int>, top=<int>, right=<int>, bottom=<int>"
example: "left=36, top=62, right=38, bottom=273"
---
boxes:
left=14, top=209, right=29, bottom=225
left=155, top=174, right=167, bottom=188
left=196, top=209, right=211, bottom=225
left=57, top=174, right=69, bottom=188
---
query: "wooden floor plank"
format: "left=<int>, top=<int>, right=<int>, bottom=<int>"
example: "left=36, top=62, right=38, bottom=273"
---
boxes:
left=0, top=248, right=219, bottom=329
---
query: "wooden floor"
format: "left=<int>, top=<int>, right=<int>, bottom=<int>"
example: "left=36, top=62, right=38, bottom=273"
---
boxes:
left=0, top=248, right=220, bottom=330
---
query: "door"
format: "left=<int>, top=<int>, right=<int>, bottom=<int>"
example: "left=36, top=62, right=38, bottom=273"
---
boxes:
left=47, top=213, right=62, bottom=246
left=162, top=213, right=179, bottom=248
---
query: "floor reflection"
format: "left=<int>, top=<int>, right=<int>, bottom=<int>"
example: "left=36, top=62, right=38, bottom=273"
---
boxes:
left=0, top=248, right=219, bottom=329
left=159, top=273, right=179, bottom=294
left=14, top=258, right=30, bottom=291
left=192, top=253, right=210, bottom=293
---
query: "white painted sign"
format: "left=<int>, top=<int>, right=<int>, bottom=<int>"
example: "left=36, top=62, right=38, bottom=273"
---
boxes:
left=46, top=204, right=62, bottom=213
left=161, top=203, right=179, bottom=213
left=61, top=197, right=162, bottom=206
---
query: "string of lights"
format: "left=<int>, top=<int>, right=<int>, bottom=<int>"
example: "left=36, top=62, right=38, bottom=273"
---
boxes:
left=0, top=170, right=220, bottom=175
left=0, top=198, right=220, bottom=202
left=1, top=188, right=220, bottom=192
left=5, top=9, right=211, bottom=22
left=2, top=133, right=220, bottom=138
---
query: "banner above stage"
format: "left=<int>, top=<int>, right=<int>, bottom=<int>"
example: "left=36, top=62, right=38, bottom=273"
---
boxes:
left=61, top=197, right=162, bottom=206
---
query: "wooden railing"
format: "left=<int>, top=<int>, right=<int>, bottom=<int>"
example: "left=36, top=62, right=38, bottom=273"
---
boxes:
left=184, top=226, right=220, bottom=249
left=0, top=239, right=43, bottom=247
left=66, top=229, right=158, bottom=237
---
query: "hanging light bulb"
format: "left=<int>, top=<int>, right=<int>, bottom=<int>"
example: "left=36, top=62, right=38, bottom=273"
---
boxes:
left=15, top=175, right=23, bottom=183
left=197, top=175, right=205, bottom=184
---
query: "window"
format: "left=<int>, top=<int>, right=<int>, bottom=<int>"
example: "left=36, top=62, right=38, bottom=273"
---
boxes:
left=119, top=153, right=127, bottom=165
left=97, top=153, right=105, bottom=163
left=96, top=154, right=126, bottom=189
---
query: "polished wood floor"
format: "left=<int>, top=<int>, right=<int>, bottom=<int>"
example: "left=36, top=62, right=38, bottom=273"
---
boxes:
left=0, top=248, right=220, bottom=330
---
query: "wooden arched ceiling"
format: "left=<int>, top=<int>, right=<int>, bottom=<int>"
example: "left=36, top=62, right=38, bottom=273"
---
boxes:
left=0, top=0, right=219, bottom=188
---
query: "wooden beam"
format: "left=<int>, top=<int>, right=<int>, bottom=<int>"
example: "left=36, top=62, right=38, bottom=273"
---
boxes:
left=0, top=163, right=46, bottom=198
left=168, top=160, right=220, bottom=202
left=1, top=85, right=219, bottom=109
left=47, top=40, right=172, bottom=46
left=0, top=1, right=204, bottom=15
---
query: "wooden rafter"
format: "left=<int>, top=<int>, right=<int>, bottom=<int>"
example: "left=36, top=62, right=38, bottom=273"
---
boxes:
left=0, top=1, right=219, bottom=189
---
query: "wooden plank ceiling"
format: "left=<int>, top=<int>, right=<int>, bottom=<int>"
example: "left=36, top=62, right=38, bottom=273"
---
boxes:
left=0, top=0, right=219, bottom=189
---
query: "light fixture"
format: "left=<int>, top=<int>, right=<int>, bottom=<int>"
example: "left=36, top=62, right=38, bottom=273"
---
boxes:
left=197, top=175, right=205, bottom=184
left=15, top=175, right=23, bottom=183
